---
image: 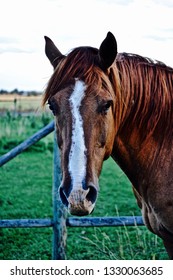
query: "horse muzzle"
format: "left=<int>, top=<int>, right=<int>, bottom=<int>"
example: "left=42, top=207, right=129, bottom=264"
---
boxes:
left=59, top=184, right=98, bottom=216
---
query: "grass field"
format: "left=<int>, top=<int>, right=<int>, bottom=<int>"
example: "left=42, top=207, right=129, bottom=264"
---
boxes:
left=0, top=97, right=168, bottom=260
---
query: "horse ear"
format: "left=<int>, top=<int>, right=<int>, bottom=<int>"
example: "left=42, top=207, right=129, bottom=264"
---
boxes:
left=99, top=32, right=117, bottom=70
left=44, top=36, right=64, bottom=68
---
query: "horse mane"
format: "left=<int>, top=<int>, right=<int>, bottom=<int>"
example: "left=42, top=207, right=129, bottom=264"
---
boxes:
left=113, top=53, right=173, bottom=146
left=43, top=47, right=173, bottom=149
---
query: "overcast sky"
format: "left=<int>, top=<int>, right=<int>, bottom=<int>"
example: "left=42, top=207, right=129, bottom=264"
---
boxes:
left=0, top=0, right=173, bottom=91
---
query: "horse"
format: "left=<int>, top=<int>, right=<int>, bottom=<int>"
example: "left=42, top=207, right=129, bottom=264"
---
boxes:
left=43, top=32, right=173, bottom=259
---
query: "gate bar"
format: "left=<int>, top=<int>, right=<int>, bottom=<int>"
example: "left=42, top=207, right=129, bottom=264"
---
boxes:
left=52, top=133, right=67, bottom=260
left=0, top=121, right=54, bottom=167
left=67, top=216, right=144, bottom=227
left=0, top=219, right=53, bottom=228
left=0, top=216, right=144, bottom=228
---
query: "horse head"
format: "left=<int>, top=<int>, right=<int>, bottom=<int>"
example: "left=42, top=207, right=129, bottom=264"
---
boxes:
left=44, top=32, right=118, bottom=216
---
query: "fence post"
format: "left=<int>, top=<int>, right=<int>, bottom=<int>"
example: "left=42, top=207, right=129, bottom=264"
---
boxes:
left=52, top=131, right=67, bottom=260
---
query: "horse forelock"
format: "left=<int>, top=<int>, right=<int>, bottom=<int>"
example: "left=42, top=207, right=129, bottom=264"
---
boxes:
left=42, top=46, right=117, bottom=106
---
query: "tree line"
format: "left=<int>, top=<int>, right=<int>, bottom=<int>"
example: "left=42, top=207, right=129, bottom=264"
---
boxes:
left=0, top=88, right=41, bottom=96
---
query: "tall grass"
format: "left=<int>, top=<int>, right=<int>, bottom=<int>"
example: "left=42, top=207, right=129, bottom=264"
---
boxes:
left=82, top=223, right=162, bottom=260
left=0, top=112, right=53, bottom=154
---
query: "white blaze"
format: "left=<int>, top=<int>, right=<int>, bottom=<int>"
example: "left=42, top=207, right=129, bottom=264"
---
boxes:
left=69, top=79, right=87, bottom=188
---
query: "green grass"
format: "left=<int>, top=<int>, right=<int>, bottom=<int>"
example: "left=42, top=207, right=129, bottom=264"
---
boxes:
left=0, top=112, right=53, bottom=155
left=0, top=151, right=53, bottom=260
left=0, top=115, right=168, bottom=260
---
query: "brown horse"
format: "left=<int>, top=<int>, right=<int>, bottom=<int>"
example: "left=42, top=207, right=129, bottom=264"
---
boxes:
left=43, top=32, right=173, bottom=259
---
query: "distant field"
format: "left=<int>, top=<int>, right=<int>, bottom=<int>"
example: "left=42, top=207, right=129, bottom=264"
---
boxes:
left=0, top=94, right=41, bottom=101
left=0, top=94, right=43, bottom=113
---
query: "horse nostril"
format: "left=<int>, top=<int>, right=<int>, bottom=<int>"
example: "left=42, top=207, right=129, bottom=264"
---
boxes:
left=86, top=185, right=97, bottom=204
left=59, top=187, right=69, bottom=207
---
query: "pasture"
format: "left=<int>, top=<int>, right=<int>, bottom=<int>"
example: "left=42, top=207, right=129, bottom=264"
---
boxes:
left=0, top=96, right=167, bottom=259
left=0, top=94, right=41, bottom=113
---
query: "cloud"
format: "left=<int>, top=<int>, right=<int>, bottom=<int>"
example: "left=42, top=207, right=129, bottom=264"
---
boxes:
left=96, top=0, right=134, bottom=5
left=151, top=0, right=173, bottom=7
left=0, top=36, right=35, bottom=54
left=144, top=34, right=173, bottom=42
left=0, top=45, right=33, bottom=54
left=0, top=36, right=19, bottom=44
left=144, top=26, right=173, bottom=43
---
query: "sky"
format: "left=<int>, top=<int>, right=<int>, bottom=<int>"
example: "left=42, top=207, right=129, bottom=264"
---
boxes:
left=0, top=0, right=173, bottom=91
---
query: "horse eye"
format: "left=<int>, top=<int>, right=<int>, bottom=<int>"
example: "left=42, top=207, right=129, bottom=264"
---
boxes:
left=47, top=100, right=57, bottom=115
left=49, top=103, right=53, bottom=111
left=99, top=100, right=113, bottom=115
